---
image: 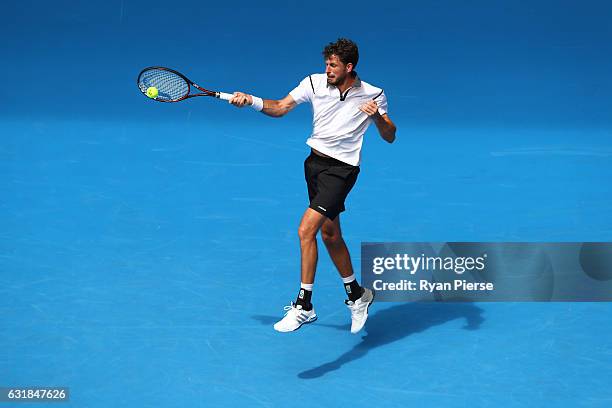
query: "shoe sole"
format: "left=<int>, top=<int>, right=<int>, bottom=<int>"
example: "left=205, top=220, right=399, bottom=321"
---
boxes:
left=274, top=314, right=318, bottom=333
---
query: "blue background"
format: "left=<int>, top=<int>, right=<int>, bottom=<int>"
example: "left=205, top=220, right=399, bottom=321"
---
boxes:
left=2, top=1, right=612, bottom=407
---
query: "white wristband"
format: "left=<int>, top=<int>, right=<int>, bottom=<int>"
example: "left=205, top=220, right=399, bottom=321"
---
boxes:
left=250, top=96, right=264, bottom=112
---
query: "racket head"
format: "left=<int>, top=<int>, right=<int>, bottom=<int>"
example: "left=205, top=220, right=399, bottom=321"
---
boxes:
left=137, top=67, right=191, bottom=102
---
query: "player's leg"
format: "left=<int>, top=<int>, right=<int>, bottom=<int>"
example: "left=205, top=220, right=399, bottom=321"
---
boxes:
left=320, top=215, right=354, bottom=278
left=320, top=215, right=364, bottom=300
left=320, top=215, right=374, bottom=334
left=273, top=208, right=325, bottom=333
left=298, top=208, right=327, bottom=286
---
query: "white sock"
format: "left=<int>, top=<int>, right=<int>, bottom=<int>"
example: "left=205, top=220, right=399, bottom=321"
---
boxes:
left=301, top=282, right=314, bottom=291
left=341, top=274, right=356, bottom=284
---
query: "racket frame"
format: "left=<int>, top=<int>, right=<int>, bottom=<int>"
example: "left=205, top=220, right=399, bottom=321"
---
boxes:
left=137, top=66, right=232, bottom=103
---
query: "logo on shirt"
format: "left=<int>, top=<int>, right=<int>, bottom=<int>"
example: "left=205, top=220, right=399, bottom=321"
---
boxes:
left=317, top=206, right=327, bottom=212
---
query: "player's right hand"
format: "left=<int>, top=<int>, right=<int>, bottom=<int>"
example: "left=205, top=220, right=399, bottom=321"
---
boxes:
left=229, top=92, right=253, bottom=108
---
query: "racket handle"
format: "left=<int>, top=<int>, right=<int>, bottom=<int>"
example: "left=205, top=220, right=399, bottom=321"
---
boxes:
left=217, top=92, right=234, bottom=101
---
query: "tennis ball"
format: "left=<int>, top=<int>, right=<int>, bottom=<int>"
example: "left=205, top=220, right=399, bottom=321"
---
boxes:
left=146, top=86, right=159, bottom=99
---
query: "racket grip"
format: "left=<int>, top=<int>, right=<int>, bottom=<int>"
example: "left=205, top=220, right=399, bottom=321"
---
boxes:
left=217, top=92, right=234, bottom=101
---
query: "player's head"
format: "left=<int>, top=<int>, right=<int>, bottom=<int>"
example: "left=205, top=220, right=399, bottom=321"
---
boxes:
left=322, top=38, right=359, bottom=86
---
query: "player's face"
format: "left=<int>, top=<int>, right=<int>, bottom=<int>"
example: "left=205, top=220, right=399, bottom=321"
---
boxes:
left=325, top=55, right=353, bottom=86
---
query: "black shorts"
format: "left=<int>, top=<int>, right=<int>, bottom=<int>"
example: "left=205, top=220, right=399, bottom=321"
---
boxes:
left=304, top=150, right=360, bottom=220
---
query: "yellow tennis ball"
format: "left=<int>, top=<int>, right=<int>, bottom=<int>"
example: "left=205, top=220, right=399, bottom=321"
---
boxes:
left=146, top=86, right=159, bottom=99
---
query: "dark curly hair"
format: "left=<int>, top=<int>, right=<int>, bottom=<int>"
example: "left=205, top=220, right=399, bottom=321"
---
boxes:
left=322, top=38, right=359, bottom=69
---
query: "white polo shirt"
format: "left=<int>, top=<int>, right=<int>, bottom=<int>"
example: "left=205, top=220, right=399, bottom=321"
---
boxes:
left=289, top=73, right=388, bottom=166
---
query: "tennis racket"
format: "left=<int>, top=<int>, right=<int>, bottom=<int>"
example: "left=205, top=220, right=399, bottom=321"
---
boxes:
left=136, top=66, right=233, bottom=103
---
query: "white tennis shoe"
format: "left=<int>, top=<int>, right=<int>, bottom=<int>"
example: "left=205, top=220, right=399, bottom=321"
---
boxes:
left=273, top=302, right=317, bottom=332
left=345, top=288, right=375, bottom=334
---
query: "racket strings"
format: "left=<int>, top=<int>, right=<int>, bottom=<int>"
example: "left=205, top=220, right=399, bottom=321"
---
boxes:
left=138, top=69, right=189, bottom=101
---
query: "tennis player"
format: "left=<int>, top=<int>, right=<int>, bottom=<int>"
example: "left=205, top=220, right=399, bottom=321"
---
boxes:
left=229, top=38, right=396, bottom=333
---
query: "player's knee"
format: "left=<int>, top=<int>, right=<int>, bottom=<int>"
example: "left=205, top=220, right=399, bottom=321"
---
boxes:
left=321, top=230, right=341, bottom=246
left=298, top=225, right=317, bottom=241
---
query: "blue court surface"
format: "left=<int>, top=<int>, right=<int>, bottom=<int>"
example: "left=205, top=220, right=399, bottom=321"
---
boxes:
left=2, top=1, right=612, bottom=407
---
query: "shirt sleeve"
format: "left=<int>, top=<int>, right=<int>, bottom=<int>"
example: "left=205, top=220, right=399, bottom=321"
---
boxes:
left=289, top=76, right=314, bottom=105
left=374, top=91, right=388, bottom=115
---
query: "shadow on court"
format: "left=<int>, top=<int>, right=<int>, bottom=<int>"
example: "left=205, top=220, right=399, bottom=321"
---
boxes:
left=303, top=302, right=484, bottom=379
left=253, top=302, right=484, bottom=379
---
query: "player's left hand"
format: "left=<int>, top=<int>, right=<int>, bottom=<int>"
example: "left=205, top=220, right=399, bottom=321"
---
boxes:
left=359, top=100, right=381, bottom=118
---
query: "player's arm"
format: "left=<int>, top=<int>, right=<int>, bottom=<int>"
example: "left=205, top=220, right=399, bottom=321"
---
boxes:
left=229, top=92, right=296, bottom=118
left=359, top=100, right=397, bottom=143
left=373, top=113, right=396, bottom=143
